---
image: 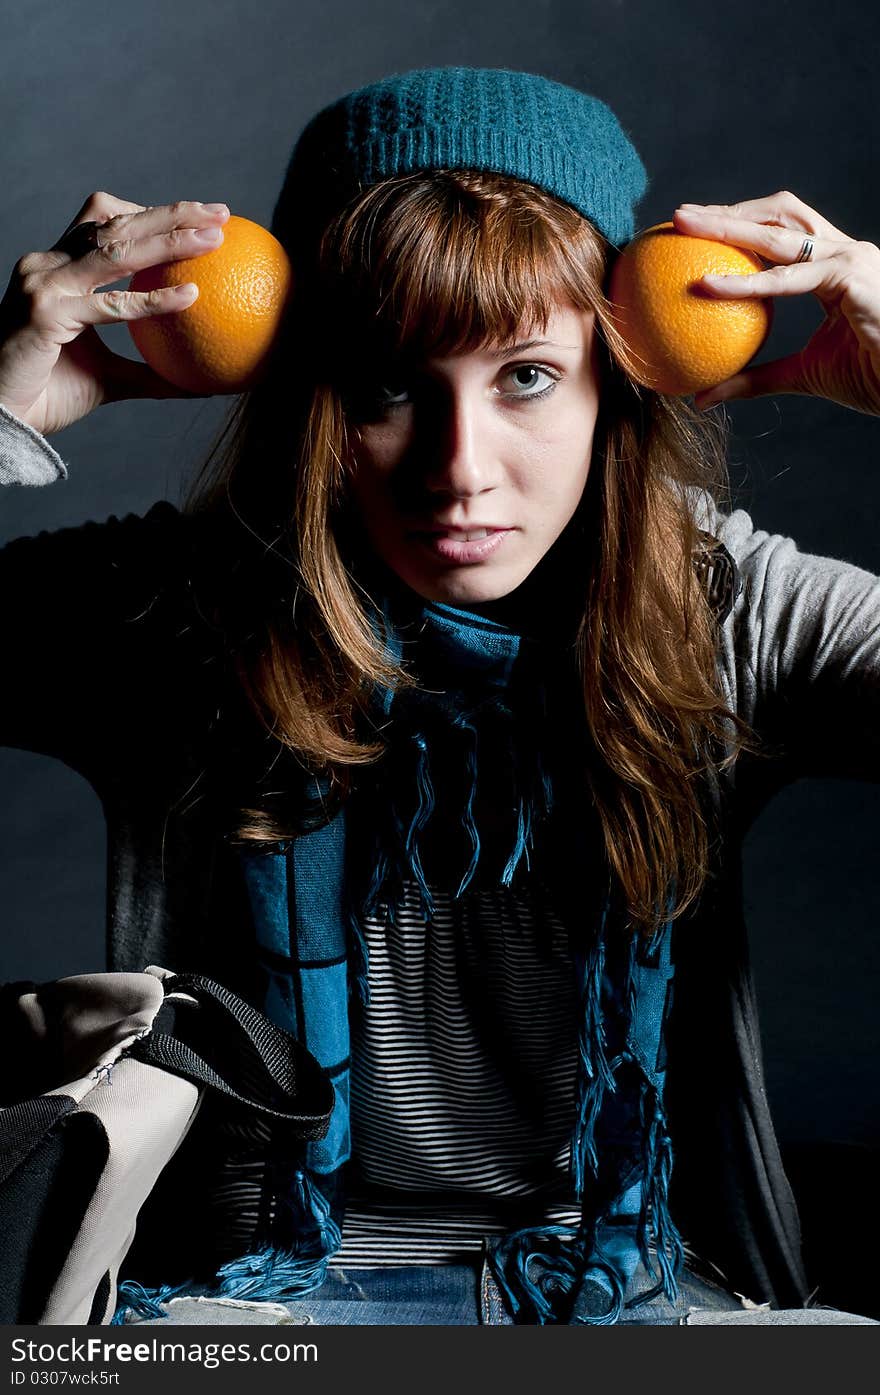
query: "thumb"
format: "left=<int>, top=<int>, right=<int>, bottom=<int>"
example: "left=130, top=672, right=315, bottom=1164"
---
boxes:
left=694, top=352, right=807, bottom=411
left=104, top=353, right=205, bottom=403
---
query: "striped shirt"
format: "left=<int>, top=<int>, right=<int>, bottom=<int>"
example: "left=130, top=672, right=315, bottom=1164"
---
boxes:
left=332, top=878, right=584, bottom=1266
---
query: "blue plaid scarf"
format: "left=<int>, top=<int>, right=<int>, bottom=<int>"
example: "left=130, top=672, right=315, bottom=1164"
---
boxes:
left=214, top=590, right=686, bottom=1324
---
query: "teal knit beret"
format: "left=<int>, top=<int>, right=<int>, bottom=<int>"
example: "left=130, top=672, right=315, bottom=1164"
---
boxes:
left=271, top=66, right=648, bottom=263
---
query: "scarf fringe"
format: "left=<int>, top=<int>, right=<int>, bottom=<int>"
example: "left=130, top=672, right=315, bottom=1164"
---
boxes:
left=454, top=715, right=481, bottom=897
left=489, top=892, right=678, bottom=1324
left=631, top=894, right=683, bottom=1306
left=111, top=1280, right=186, bottom=1325
left=217, top=1160, right=344, bottom=1300
left=362, top=695, right=552, bottom=916
left=116, top=1180, right=345, bottom=1315
left=571, top=893, right=615, bottom=1195
left=489, top=1076, right=682, bottom=1325
left=501, top=796, right=531, bottom=886
left=215, top=1245, right=330, bottom=1302
left=287, top=1168, right=342, bottom=1253
left=487, top=1226, right=627, bottom=1326
left=218, top=1170, right=342, bottom=1303
left=635, top=1080, right=683, bottom=1303
left=568, top=1260, right=626, bottom=1326
left=488, top=1224, right=583, bottom=1324
left=362, top=846, right=391, bottom=922
left=406, top=733, right=437, bottom=919
left=359, top=603, right=557, bottom=918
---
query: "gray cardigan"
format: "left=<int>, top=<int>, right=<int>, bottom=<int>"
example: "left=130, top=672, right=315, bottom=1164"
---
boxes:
left=4, top=400, right=880, bottom=1307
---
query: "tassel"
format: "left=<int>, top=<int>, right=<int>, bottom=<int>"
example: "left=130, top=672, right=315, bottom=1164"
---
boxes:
left=362, top=845, right=391, bottom=921
left=287, top=1168, right=342, bottom=1253
left=499, top=687, right=555, bottom=888
left=501, top=796, right=531, bottom=887
left=215, top=1246, right=329, bottom=1302
left=628, top=887, right=682, bottom=1305
left=541, top=765, right=554, bottom=813
left=388, top=801, right=409, bottom=921
left=453, top=716, right=481, bottom=897
left=488, top=1223, right=582, bottom=1324
left=487, top=1224, right=626, bottom=1326
left=111, top=1280, right=186, bottom=1325
left=568, top=1261, right=626, bottom=1326
left=570, top=893, right=616, bottom=1196
left=219, top=1169, right=342, bottom=1302
left=635, top=1080, right=683, bottom=1303
left=528, top=707, right=555, bottom=823
left=404, top=733, right=437, bottom=920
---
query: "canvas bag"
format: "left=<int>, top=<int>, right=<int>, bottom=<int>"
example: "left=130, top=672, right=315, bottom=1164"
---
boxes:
left=0, top=966, right=334, bottom=1325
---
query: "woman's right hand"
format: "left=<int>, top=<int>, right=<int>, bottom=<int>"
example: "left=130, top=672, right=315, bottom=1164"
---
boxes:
left=0, top=192, right=230, bottom=436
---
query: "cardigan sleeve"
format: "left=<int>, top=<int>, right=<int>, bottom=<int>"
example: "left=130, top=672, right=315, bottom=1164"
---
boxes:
left=0, top=402, right=68, bottom=486
left=0, top=404, right=207, bottom=783
left=706, top=497, right=880, bottom=784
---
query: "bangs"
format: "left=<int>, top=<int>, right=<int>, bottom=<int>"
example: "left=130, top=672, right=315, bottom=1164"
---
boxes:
left=313, top=170, right=611, bottom=373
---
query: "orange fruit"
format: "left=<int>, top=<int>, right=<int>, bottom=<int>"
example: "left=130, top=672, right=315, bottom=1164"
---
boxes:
left=607, top=221, right=772, bottom=396
left=128, top=215, right=293, bottom=394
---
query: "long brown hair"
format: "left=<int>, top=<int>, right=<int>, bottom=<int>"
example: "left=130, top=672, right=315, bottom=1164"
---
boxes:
left=184, top=169, right=759, bottom=935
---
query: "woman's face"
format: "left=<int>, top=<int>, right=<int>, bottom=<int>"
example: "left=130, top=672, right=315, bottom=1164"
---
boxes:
left=345, top=300, right=601, bottom=608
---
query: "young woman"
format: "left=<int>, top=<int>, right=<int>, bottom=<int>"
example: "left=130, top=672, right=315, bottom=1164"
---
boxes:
left=1, top=67, right=879, bottom=1326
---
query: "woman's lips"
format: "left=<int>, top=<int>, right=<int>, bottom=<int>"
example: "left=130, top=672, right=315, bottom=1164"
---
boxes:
left=410, top=527, right=514, bottom=564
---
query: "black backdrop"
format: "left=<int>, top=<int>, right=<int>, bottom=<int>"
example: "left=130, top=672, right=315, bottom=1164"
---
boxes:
left=2, top=0, right=878, bottom=1160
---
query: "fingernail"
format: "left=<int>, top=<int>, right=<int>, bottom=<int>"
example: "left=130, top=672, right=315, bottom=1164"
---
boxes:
left=201, top=202, right=229, bottom=215
left=194, top=226, right=223, bottom=241
left=677, top=203, right=702, bottom=210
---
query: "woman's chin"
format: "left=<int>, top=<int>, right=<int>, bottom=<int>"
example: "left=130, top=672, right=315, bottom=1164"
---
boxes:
left=396, top=567, right=524, bottom=608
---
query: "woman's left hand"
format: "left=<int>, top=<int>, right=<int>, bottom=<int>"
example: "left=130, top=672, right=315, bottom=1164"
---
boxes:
left=672, top=192, right=880, bottom=414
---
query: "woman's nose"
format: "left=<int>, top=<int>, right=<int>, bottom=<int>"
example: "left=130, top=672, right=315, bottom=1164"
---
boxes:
left=420, top=391, right=499, bottom=498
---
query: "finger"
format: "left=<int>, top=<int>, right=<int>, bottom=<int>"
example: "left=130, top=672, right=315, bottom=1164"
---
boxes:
left=48, top=282, right=200, bottom=340
left=82, top=200, right=230, bottom=256
left=62, top=325, right=205, bottom=404
left=52, top=192, right=148, bottom=251
left=673, top=206, right=840, bottom=266
left=73, top=224, right=226, bottom=294
left=695, top=259, right=838, bottom=299
left=676, top=191, right=848, bottom=241
left=46, top=202, right=229, bottom=285
left=694, top=352, right=808, bottom=409
left=102, top=353, right=205, bottom=403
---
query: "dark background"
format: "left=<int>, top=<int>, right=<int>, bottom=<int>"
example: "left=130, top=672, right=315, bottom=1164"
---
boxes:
left=1, top=1, right=878, bottom=1165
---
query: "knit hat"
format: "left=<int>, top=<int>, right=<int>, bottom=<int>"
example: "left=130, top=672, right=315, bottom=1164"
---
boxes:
left=271, top=66, right=648, bottom=268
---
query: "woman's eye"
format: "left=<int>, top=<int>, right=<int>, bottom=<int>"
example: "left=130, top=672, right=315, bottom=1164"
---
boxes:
left=499, top=364, right=559, bottom=399
left=378, top=385, right=411, bottom=407
left=345, top=382, right=411, bottom=421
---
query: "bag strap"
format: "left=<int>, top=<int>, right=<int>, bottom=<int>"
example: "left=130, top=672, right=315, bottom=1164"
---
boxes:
left=126, top=973, right=333, bottom=1142
left=0, top=1096, right=77, bottom=1186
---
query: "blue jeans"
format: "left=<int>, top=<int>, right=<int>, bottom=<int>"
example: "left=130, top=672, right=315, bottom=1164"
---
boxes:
left=282, top=1260, right=876, bottom=1325
left=125, top=1257, right=877, bottom=1325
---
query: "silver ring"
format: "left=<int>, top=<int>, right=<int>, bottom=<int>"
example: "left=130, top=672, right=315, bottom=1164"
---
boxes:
left=794, top=236, right=815, bottom=264
left=55, top=220, right=103, bottom=259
